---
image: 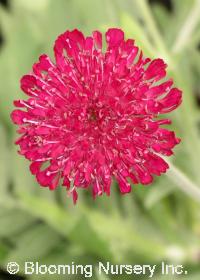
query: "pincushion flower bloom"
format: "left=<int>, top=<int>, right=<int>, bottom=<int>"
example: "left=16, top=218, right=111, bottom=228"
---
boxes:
left=11, top=28, right=182, bottom=203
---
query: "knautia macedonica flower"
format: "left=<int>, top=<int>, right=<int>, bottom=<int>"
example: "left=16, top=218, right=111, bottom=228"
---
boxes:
left=11, top=28, right=182, bottom=203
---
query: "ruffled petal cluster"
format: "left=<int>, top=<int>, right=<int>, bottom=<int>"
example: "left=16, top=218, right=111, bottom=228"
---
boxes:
left=11, top=28, right=182, bottom=203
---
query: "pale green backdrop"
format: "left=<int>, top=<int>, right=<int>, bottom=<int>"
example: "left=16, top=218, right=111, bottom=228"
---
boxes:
left=0, top=0, right=200, bottom=279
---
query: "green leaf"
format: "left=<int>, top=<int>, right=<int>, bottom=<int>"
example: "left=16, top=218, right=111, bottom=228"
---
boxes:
left=0, top=209, right=35, bottom=238
left=70, top=216, right=113, bottom=260
left=5, top=224, right=61, bottom=267
left=0, top=125, right=9, bottom=197
left=16, top=192, right=78, bottom=237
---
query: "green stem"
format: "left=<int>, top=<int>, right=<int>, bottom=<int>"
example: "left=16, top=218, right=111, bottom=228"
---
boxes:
left=166, top=160, right=200, bottom=203
left=173, top=70, right=200, bottom=184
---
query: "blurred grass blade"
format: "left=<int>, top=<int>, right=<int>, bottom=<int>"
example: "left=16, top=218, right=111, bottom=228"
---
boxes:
left=134, top=0, right=171, bottom=63
left=172, top=0, right=200, bottom=53
left=120, top=13, right=156, bottom=57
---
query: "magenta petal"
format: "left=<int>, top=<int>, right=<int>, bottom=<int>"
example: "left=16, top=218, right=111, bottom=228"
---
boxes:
left=11, top=28, right=182, bottom=204
left=145, top=58, right=167, bottom=81
left=36, top=170, right=56, bottom=187
left=20, top=75, right=38, bottom=96
left=11, top=110, right=29, bottom=125
left=30, top=162, right=42, bottom=175
left=93, top=179, right=103, bottom=198
left=106, top=28, right=124, bottom=48
left=160, top=88, right=182, bottom=113
left=117, top=174, right=131, bottom=194
left=134, top=164, right=153, bottom=185
left=93, top=30, right=102, bottom=49
left=72, top=189, right=78, bottom=204
left=49, top=174, right=60, bottom=190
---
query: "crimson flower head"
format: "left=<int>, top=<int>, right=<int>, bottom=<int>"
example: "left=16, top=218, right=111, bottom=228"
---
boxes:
left=11, top=28, right=182, bottom=204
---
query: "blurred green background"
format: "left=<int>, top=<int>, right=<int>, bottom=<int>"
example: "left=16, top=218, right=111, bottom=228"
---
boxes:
left=0, top=0, right=200, bottom=279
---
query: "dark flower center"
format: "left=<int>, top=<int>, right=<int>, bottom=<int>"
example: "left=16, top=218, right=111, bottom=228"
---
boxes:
left=87, top=106, right=98, bottom=122
left=89, top=110, right=97, bottom=121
